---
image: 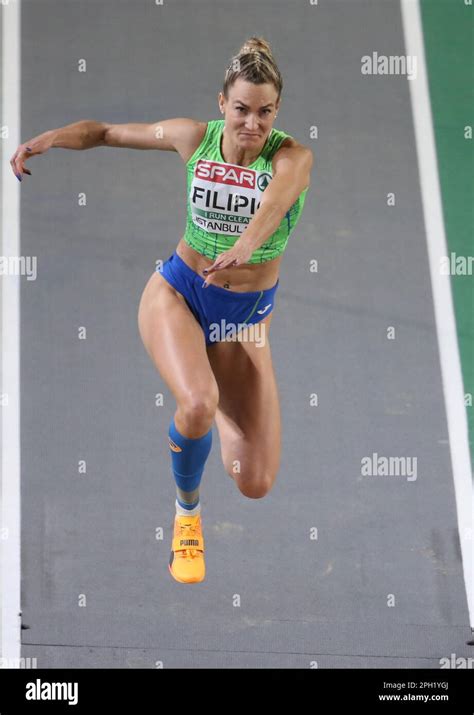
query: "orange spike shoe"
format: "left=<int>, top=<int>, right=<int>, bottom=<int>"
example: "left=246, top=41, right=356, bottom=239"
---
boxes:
left=169, top=512, right=205, bottom=583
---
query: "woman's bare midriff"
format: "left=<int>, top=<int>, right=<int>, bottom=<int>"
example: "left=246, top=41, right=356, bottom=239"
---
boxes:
left=175, top=236, right=282, bottom=292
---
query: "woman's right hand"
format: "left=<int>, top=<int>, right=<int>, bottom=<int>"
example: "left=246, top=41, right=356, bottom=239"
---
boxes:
left=10, top=130, right=54, bottom=181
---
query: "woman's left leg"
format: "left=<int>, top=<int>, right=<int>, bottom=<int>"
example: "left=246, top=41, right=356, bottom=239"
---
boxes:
left=206, top=313, right=281, bottom=498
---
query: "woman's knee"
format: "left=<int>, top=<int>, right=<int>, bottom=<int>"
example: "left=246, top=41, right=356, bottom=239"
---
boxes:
left=176, top=388, right=219, bottom=436
left=233, top=469, right=276, bottom=499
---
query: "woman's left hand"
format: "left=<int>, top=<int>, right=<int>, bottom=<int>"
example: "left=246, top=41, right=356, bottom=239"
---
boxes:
left=202, top=240, right=254, bottom=287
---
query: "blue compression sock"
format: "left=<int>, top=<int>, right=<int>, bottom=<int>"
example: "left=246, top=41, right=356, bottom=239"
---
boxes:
left=168, top=418, right=212, bottom=510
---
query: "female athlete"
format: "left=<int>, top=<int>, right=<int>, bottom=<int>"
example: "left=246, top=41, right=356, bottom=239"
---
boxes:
left=10, top=36, right=313, bottom=584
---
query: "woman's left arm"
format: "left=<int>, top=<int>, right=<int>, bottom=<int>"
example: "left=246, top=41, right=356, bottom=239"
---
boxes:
left=202, top=143, right=313, bottom=283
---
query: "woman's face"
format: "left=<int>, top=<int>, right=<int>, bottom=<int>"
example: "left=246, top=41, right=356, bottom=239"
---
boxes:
left=219, top=79, right=280, bottom=148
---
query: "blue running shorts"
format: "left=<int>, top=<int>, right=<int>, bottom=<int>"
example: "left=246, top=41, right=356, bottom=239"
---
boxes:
left=157, top=251, right=279, bottom=346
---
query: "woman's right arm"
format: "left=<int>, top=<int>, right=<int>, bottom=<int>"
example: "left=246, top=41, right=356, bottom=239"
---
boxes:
left=10, top=117, right=204, bottom=181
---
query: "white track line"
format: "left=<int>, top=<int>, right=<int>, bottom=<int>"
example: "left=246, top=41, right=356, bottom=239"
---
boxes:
left=401, top=0, right=473, bottom=629
left=1, top=0, right=22, bottom=662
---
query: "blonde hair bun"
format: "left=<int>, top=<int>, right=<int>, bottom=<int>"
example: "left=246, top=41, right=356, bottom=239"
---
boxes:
left=238, top=36, right=273, bottom=58
left=223, top=36, right=282, bottom=100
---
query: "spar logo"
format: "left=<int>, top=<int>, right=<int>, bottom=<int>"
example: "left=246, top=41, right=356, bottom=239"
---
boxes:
left=195, top=160, right=257, bottom=189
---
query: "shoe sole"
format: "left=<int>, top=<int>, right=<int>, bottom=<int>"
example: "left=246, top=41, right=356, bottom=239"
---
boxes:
left=168, top=562, right=205, bottom=584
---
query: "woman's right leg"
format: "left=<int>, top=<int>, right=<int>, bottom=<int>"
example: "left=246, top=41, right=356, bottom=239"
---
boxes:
left=138, top=271, right=219, bottom=437
left=138, top=270, right=218, bottom=583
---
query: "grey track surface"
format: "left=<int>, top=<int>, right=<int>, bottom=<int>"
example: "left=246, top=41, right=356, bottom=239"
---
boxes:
left=16, top=0, right=471, bottom=667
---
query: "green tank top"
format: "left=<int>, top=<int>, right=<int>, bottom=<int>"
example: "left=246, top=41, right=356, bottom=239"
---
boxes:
left=184, top=119, right=308, bottom=264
